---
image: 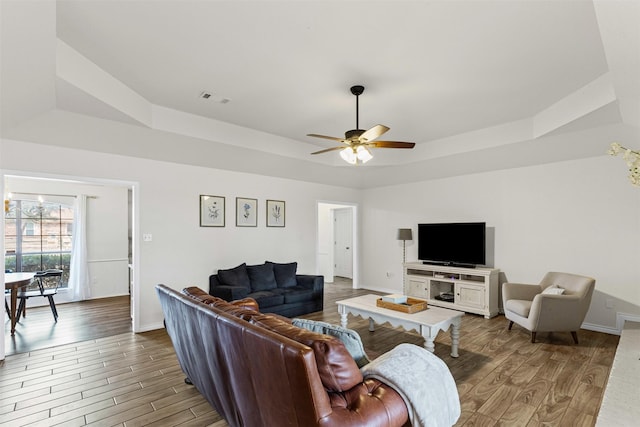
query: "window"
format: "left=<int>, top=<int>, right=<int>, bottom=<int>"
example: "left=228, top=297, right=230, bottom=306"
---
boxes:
left=5, top=200, right=73, bottom=287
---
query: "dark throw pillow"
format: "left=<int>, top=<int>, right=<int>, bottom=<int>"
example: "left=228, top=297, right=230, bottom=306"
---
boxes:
left=217, top=263, right=251, bottom=290
left=247, top=263, right=277, bottom=291
left=266, top=261, right=297, bottom=288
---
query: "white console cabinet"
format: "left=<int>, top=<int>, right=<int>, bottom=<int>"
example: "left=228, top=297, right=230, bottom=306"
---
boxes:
left=404, top=262, right=500, bottom=318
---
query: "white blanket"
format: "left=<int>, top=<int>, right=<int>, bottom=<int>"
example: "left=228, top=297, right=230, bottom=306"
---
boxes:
left=361, top=343, right=460, bottom=427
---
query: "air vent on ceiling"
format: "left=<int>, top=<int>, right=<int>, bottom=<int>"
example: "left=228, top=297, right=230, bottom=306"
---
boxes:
left=199, top=91, right=231, bottom=104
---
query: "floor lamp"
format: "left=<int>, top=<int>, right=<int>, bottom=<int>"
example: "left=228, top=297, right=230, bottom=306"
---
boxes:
left=397, top=228, right=413, bottom=294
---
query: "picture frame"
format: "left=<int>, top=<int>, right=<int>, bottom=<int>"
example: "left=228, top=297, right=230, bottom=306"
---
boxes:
left=236, top=197, right=258, bottom=227
left=200, top=195, right=225, bottom=227
left=266, top=199, right=285, bottom=227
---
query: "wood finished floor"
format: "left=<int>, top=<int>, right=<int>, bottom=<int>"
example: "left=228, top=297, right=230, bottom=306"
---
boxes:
left=1, top=280, right=619, bottom=426
left=4, top=296, right=132, bottom=356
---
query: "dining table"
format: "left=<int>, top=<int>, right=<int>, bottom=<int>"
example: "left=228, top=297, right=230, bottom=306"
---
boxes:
left=5, top=272, right=35, bottom=336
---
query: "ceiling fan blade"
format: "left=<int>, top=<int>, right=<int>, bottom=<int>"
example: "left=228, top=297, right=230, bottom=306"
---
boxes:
left=369, top=141, right=416, bottom=149
left=307, top=133, right=347, bottom=143
left=359, top=124, right=390, bottom=142
left=311, top=146, right=348, bottom=155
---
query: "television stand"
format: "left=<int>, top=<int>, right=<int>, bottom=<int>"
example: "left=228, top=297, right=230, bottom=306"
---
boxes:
left=422, top=261, right=477, bottom=269
left=404, top=262, right=500, bottom=318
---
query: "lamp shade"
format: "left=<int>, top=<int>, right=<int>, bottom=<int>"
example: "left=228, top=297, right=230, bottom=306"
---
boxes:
left=397, top=228, right=413, bottom=241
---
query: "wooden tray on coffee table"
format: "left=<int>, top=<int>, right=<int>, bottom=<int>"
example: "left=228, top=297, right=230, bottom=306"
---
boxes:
left=376, top=297, right=428, bottom=313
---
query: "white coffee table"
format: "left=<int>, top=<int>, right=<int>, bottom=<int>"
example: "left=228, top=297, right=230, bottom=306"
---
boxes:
left=337, top=294, right=463, bottom=357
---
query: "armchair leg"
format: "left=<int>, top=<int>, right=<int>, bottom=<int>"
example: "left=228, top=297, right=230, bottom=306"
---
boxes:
left=531, top=332, right=536, bottom=343
left=508, top=321, right=514, bottom=330
left=571, top=331, right=579, bottom=344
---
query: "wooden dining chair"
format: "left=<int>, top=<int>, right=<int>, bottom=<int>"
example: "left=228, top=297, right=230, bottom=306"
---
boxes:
left=16, top=269, right=63, bottom=322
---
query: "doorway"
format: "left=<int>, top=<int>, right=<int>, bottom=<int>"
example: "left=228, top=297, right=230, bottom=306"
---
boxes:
left=316, top=202, right=358, bottom=288
left=2, top=173, right=137, bottom=359
left=333, top=208, right=353, bottom=279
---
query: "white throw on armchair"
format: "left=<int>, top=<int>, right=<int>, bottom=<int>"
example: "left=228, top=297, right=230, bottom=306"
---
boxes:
left=502, top=272, right=595, bottom=344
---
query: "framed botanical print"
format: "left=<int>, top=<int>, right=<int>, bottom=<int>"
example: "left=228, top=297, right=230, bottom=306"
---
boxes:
left=266, top=199, right=285, bottom=227
left=236, top=197, right=257, bottom=227
left=200, top=195, right=225, bottom=227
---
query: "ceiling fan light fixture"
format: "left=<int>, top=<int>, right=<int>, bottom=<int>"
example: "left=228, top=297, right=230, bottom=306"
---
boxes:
left=340, top=146, right=373, bottom=165
left=340, top=147, right=357, bottom=164
left=308, top=85, right=414, bottom=163
left=356, top=146, right=373, bottom=163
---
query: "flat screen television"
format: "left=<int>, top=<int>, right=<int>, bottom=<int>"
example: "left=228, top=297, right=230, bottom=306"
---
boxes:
left=418, top=222, right=486, bottom=267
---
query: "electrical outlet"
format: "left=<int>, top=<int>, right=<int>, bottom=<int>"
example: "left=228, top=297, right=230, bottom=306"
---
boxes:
left=143, top=234, right=153, bottom=242
left=605, top=298, right=614, bottom=309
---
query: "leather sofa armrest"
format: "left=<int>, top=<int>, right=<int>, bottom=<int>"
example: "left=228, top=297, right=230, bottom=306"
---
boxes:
left=210, top=285, right=249, bottom=301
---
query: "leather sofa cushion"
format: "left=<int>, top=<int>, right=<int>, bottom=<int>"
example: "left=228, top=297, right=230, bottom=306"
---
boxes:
left=183, top=286, right=222, bottom=305
left=221, top=305, right=261, bottom=321
left=266, top=261, right=298, bottom=288
left=248, top=291, right=284, bottom=308
left=182, top=287, right=260, bottom=318
left=247, top=263, right=277, bottom=291
left=217, top=263, right=251, bottom=290
left=251, top=314, right=363, bottom=392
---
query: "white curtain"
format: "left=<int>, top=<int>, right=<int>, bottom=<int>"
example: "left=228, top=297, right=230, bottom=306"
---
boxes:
left=69, top=194, right=90, bottom=301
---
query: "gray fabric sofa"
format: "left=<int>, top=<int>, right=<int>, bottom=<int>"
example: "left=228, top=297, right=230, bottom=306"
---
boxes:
left=209, top=261, right=324, bottom=317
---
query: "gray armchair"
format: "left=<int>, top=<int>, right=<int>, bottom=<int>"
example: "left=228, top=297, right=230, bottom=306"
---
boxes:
left=502, top=272, right=595, bottom=343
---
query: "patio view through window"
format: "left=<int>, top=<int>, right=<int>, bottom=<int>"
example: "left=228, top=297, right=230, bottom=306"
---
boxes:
left=5, top=200, right=73, bottom=287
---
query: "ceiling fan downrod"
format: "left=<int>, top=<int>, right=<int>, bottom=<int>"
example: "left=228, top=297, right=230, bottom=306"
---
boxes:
left=350, top=85, right=365, bottom=131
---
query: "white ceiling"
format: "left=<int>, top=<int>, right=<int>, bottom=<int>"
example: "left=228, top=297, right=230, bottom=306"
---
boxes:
left=1, top=0, right=639, bottom=188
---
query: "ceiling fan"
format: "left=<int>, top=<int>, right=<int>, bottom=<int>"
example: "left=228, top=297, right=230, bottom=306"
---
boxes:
left=307, top=85, right=415, bottom=164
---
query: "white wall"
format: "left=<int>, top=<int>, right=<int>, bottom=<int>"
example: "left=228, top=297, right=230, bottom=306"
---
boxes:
left=3, top=137, right=638, bottom=335
left=5, top=177, right=129, bottom=304
left=1, top=138, right=361, bottom=332
left=361, top=156, right=640, bottom=332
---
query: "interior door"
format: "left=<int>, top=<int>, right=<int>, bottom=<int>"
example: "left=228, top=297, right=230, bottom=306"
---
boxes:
left=333, top=208, right=353, bottom=279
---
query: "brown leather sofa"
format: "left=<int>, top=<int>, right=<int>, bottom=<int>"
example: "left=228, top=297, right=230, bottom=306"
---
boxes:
left=156, top=284, right=409, bottom=427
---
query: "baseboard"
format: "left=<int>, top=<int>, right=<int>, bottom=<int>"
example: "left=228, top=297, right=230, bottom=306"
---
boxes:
left=137, top=322, right=165, bottom=333
left=616, top=312, right=640, bottom=332
left=581, top=322, right=620, bottom=336
left=582, top=312, right=640, bottom=336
